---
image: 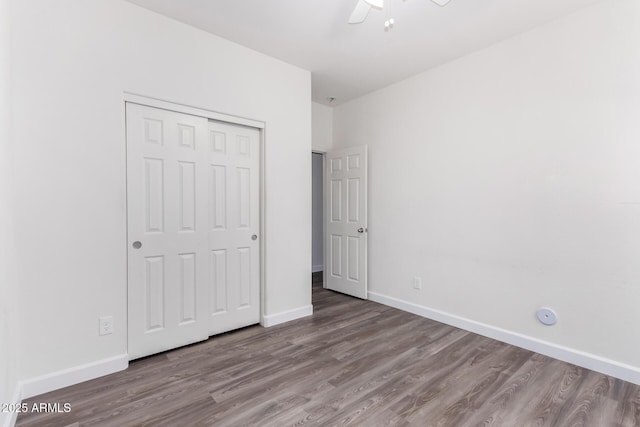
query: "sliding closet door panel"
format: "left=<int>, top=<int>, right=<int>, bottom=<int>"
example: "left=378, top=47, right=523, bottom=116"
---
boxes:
left=208, top=120, right=260, bottom=336
left=127, top=103, right=209, bottom=360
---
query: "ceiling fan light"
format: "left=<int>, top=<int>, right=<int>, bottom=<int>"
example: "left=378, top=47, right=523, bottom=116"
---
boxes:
left=364, top=0, right=384, bottom=9
left=431, top=0, right=451, bottom=6
left=348, top=0, right=372, bottom=24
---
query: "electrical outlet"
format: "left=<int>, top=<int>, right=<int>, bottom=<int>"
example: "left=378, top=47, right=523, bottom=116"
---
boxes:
left=99, top=316, right=114, bottom=336
left=413, top=276, right=422, bottom=290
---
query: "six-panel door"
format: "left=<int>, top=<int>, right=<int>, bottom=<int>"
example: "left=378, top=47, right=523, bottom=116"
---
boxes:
left=326, top=145, right=368, bottom=299
left=207, top=120, right=260, bottom=336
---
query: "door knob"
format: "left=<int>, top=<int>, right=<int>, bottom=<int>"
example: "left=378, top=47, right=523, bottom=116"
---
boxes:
left=132, top=241, right=142, bottom=249
left=357, top=228, right=365, bottom=233
left=251, top=234, right=258, bottom=241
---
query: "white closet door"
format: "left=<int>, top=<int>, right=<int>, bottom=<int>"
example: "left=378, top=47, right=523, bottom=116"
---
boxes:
left=127, top=103, right=210, bottom=359
left=207, top=120, right=261, bottom=336
left=326, top=145, right=368, bottom=299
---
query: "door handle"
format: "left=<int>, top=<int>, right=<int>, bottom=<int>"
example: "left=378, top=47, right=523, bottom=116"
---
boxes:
left=132, top=241, right=142, bottom=249
left=251, top=234, right=258, bottom=241
left=357, top=228, right=367, bottom=233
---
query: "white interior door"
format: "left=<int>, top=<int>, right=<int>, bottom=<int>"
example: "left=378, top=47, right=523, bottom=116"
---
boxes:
left=325, top=145, right=368, bottom=299
left=207, top=120, right=260, bottom=336
left=127, top=104, right=261, bottom=360
left=127, top=103, right=210, bottom=359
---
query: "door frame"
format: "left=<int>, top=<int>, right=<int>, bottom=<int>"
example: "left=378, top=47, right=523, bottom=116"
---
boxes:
left=122, top=92, right=268, bottom=342
left=312, top=150, right=327, bottom=289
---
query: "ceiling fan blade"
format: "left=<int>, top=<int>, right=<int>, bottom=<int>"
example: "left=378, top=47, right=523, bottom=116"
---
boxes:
left=364, top=0, right=384, bottom=8
left=431, top=0, right=451, bottom=6
left=348, top=0, right=372, bottom=24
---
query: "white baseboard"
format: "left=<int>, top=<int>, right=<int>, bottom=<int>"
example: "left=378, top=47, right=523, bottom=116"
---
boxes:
left=368, top=291, right=640, bottom=386
left=312, top=265, right=323, bottom=273
left=262, top=305, right=313, bottom=327
left=1, top=384, right=21, bottom=427
left=20, top=354, right=128, bottom=400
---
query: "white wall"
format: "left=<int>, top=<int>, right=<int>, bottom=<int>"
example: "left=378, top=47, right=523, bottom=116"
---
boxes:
left=311, top=153, right=324, bottom=272
left=312, top=102, right=333, bottom=152
left=333, top=0, right=640, bottom=377
left=11, top=0, right=311, bottom=386
left=0, top=0, right=20, bottom=423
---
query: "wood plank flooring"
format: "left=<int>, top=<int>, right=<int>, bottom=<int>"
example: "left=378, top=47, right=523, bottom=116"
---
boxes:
left=16, top=279, right=640, bottom=426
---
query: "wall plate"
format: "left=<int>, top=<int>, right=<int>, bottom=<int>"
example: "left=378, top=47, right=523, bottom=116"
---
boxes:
left=536, top=307, right=558, bottom=326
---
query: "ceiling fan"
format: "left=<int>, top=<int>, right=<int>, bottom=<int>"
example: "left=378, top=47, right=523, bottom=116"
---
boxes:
left=348, top=0, right=451, bottom=24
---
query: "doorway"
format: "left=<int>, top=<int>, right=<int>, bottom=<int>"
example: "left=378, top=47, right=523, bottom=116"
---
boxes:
left=312, top=152, right=324, bottom=287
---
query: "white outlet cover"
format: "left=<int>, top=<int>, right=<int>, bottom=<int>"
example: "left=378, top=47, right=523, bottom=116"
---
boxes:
left=99, top=316, right=114, bottom=336
left=536, top=307, right=558, bottom=326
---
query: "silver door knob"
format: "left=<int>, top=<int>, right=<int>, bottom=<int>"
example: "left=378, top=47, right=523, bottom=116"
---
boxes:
left=132, top=241, right=142, bottom=249
left=251, top=234, right=258, bottom=240
left=357, top=228, right=364, bottom=233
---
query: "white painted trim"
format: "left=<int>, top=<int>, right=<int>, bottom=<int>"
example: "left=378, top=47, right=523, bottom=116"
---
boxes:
left=321, top=152, right=328, bottom=290
left=20, top=354, right=128, bottom=399
left=1, top=384, right=21, bottom=427
left=310, top=152, right=325, bottom=277
left=368, top=291, right=640, bottom=386
left=123, top=93, right=265, bottom=129
left=262, top=305, right=313, bottom=327
left=259, top=126, right=267, bottom=336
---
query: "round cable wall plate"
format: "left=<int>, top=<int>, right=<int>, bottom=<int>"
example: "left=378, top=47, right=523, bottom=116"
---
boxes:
left=536, top=307, right=558, bottom=326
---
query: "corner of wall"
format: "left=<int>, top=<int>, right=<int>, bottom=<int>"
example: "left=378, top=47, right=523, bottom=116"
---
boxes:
left=311, top=102, right=333, bottom=152
left=0, top=0, right=21, bottom=425
left=262, top=305, right=313, bottom=327
left=0, top=384, right=21, bottom=427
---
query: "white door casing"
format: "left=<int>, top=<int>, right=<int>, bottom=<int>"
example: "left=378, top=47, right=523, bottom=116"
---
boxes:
left=325, top=145, right=368, bottom=299
left=127, top=103, right=261, bottom=360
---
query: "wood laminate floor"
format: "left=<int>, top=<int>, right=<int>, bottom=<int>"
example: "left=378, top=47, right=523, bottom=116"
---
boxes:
left=16, top=280, right=640, bottom=427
